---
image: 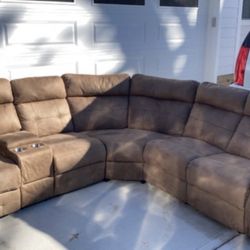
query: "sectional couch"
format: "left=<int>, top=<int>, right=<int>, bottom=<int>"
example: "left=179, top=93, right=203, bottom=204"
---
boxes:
left=0, top=73, right=250, bottom=235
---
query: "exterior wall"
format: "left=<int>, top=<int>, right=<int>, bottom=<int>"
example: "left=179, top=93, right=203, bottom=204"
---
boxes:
left=241, top=20, right=250, bottom=46
left=203, top=0, right=221, bottom=82
left=0, top=0, right=208, bottom=81
left=217, top=0, right=243, bottom=76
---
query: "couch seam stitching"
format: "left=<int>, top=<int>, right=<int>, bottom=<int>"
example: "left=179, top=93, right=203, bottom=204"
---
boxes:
left=225, top=114, right=244, bottom=150
left=87, top=136, right=108, bottom=178
left=187, top=115, right=238, bottom=132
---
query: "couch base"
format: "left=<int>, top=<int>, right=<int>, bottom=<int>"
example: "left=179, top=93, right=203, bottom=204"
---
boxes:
left=22, top=177, right=54, bottom=207
left=187, top=184, right=245, bottom=233
left=55, top=162, right=105, bottom=195
left=144, top=164, right=186, bottom=201
left=0, top=189, right=21, bottom=217
left=106, top=162, right=143, bottom=181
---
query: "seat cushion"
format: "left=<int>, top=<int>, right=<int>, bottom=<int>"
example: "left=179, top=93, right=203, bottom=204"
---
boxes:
left=144, top=136, right=222, bottom=181
left=0, top=156, right=21, bottom=193
left=86, top=129, right=166, bottom=163
left=86, top=129, right=166, bottom=181
left=41, top=133, right=106, bottom=174
left=187, top=153, right=250, bottom=209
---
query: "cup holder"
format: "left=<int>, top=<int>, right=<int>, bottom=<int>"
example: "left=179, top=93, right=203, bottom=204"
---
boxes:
left=14, top=147, right=27, bottom=153
left=12, top=143, right=44, bottom=154
left=31, top=143, right=44, bottom=149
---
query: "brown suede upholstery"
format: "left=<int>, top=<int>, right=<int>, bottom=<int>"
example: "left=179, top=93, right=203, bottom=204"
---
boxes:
left=0, top=79, right=22, bottom=216
left=42, top=133, right=105, bottom=174
left=227, top=94, right=250, bottom=158
left=0, top=155, right=21, bottom=216
left=129, top=74, right=199, bottom=135
left=188, top=185, right=245, bottom=233
left=0, top=79, right=21, bottom=135
left=11, top=76, right=73, bottom=137
left=55, top=163, right=104, bottom=195
left=0, top=190, right=21, bottom=217
left=187, top=153, right=250, bottom=232
left=9, top=145, right=53, bottom=184
left=184, top=83, right=248, bottom=149
left=86, top=129, right=167, bottom=181
left=0, top=156, right=21, bottom=193
left=5, top=143, right=54, bottom=207
left=144, top=136, right=222, bottom=200
left=21, top=177, right=54, bottom=207
left=0, top=131, right=39, bottom=149
left=11, top=76, right=67, bottom=103
left=63, top=74, right=130, bottom=131
left=41, top=133, right=106, bottom=194
left=1, top=73, right=250, bottom=237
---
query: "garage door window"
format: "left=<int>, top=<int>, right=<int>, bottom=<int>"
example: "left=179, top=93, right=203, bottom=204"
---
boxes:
left=160, top=0, right=198, bottom=7
left=243, top=0, right=250, bottom=19
left=94, top=0, right=144, bottom=5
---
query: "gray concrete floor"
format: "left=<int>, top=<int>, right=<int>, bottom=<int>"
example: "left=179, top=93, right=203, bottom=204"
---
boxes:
left=0, top=181, right=249, bottom=250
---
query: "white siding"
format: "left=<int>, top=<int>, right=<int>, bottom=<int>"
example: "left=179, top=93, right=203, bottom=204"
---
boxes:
left=0, top=0, right=208, bottom=81
left=217, top=0, right=242, bottom=75
left=240, top=20, right=250, bottom=45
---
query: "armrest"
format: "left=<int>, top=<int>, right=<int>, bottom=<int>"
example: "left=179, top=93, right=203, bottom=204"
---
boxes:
left=0, top=131, right=53, bottom=187
left=0, top=131, right=40, bottom=149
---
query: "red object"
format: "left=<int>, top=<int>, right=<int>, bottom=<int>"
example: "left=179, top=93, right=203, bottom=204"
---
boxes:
left=235, top=32, right=250, bottom=86
left=235, top=47, right=250, bottom=85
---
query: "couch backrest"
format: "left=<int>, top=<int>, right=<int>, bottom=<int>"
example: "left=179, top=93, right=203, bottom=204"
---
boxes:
left=0, top=79, right=21, bottom=135
left=227, top=93, right=250, bottom=158
left=184, top=82, right=248, bottom=149
left=62, top=74, right=130, bottom=131
left=128, top=74, right=199, bottom=135
left=11, top=76, right=73, bottom=137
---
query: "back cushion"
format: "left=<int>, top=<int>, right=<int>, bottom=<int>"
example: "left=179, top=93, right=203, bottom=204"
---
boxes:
left=11, top=76, right=73, bottom=137
left=227, top=93, right=250, bottom=158
left=62, top=74, right=130, bottom=131
left=184, top=83, right=248, bottom=149
left=0, top=79, right=21, bottom=135
left=129, top=74, right=199, bottom=135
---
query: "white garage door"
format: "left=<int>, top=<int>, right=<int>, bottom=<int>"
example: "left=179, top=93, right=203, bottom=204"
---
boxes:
left=0, top=0, right=208, bottom=81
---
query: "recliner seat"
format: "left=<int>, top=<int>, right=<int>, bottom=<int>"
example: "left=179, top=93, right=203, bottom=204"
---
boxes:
left=0, top=73, right=250, bottom=236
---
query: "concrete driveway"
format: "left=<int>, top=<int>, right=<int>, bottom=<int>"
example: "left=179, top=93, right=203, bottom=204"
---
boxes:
left=0, top=181, right=249, bottom=250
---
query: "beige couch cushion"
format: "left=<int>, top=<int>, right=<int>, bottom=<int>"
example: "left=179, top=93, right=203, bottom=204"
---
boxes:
left=86, top=129, right=166, bottom=163
left=42, top=133, right=106, bottom=174
left=63, top=74, right=130, bottom=131
left=144, top=136, right=222, bottom=181
left=184, top=83, right=248, bottom=149
left=129, top=74, right=199, bottom=135
left=11, top=76, right=73, bottom=136
left=187, top=153, right=250, bottom=209
left=86, top=129, right=166, bottom=181
left=12, top=76, right=66, bottom=103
